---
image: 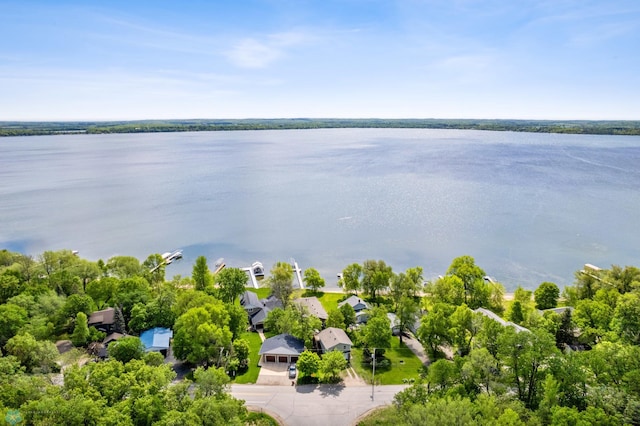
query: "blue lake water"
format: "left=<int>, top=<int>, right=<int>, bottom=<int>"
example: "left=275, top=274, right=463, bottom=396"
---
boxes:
left=1, top=128, right=639, bottom=291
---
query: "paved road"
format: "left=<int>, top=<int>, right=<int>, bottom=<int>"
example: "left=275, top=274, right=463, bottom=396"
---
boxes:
left=231, top=383, right=407, bottom=426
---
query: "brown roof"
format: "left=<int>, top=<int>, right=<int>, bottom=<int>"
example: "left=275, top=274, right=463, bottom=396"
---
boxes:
left=103, top=332, right=126, bottom=344
left=294, top=297, right=328, bottom=320
left=88, top=307, right=115, bottom=326
left=316, top=327, right=353, bottom=351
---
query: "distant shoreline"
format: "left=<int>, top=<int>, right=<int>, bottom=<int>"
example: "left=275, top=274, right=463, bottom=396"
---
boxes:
left=2, top=118, right=640, bottom=137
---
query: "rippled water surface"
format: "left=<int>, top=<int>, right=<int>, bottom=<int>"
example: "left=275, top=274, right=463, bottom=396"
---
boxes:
left=1, top=128, right=639, bottom=290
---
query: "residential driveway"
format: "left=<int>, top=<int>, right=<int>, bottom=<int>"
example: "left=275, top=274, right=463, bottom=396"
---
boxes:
left=257, top=362, right=293, bottom=386
left=402, top=332, right=430, bottom=366
left=231, top=384, right=407, bottom=426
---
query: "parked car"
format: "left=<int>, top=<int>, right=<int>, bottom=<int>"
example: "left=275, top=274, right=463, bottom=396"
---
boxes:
left=288, top=364, right=297, bottom=379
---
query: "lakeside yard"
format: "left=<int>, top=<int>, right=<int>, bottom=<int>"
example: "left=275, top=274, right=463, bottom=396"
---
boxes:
left=232, top=331, right=263, bottom=384
left=351, top=337, right=424, bottom=385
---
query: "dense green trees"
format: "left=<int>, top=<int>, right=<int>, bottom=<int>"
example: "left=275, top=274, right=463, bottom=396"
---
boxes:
left=3, top=248, right=640, bottom=425
left=362, top=259, right=392, bottom=300
left=107, top=336, right=145, bottom=363
left=268, top=261, right=294, bottom=307
left=319, top=350, right=348, bottom=382
left=215, top=267, right=248, bottom=303
left=264, top=304, right=322, bottom=346
left=172, top=302, right=233, bottom=366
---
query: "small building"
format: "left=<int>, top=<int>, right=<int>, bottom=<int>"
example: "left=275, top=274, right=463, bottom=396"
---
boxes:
left=293, top=297, right=328, bottom=323
left=88, top=307, right=116, bottom=334
left=315, top=327, right=353, bottom=361
left=140, top=327, right=173, bottom=355
left=338, top=295, right=369, bottom=313
left=259, top=333, right=305, bottom=365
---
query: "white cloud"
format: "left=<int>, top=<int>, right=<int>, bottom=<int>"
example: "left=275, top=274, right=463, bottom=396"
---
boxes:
left=226, top=31, right=312, bottom=69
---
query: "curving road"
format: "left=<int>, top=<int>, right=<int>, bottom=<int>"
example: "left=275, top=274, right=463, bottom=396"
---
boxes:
left=231, top=383, right=407, bottom=426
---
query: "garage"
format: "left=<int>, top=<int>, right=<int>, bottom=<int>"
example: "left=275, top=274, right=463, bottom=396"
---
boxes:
left=258, top=333, right=305, bottom=365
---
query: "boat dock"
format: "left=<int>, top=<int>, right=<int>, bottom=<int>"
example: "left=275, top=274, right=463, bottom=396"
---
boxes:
left=241, top=261, right=265, bottom=289
left=291, top=258, right=304, bottom=289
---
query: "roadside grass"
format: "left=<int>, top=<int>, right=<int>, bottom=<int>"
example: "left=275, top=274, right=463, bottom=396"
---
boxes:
left=233, top=331, right=263, bottom=384
left=350, top=337, right=423, bottom=385
left=356, top=406, right=397, bottom=426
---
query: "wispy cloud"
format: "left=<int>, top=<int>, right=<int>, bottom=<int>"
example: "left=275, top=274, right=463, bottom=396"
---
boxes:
left=226, top=31, right=313, bottom=69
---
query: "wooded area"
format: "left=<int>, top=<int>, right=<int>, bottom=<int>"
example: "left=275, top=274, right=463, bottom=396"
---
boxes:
left=2, top=118, right=640, bottom=137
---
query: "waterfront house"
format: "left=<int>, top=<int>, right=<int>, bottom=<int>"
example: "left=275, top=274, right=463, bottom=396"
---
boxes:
left=338, top=295, right=369, bottom=313
left=293, top=296, right=328, bottom=323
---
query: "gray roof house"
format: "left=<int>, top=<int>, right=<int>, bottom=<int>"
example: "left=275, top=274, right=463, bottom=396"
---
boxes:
left=259, top=333, right=305, bottom=365
left=338, top=295, right=369, bottom=313
left=293, top=297, right=328, bottom=322
left=240, top=291, right=283, bottom=328
left=537, top=306, right=575, bottom=316
left=474, top=307, right=530, bottom=333
left=315, top=327, right=353, bottom=361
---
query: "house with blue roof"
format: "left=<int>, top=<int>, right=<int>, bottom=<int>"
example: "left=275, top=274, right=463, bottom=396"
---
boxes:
left=140, top=327, right=173, bottom=355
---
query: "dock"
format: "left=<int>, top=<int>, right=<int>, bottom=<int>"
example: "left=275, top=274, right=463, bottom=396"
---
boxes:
left=241, top=261, right=264, bottom=289
left=291, top=258, right=304, bottom=289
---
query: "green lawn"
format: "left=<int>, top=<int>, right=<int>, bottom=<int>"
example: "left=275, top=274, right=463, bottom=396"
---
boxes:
left=351, top=337, right=424, bottom=385
left=312, top=291, right=348, bottom=313
left=245, top=286, right=271, bottom=299
left=232, top=331, right=263, bottom=384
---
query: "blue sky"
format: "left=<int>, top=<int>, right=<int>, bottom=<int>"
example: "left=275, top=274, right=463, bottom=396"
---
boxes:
left=1, top=0, right=639, bottom=120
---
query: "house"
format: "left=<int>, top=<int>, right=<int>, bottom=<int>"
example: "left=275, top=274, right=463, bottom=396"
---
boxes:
left=387, top=312, right=402, bottom=335
left=338, top=295, right=369, bottom=313
left=103, top=332, right=126, bottom=346
left=315, top=327, right=353, bottom=361
left=88, top=307, right=116, bottom=333
left=258, top=333, right=305, bottom=365
left=538, top=306, right=575, bottom=316
left=240, top=291, right=283, bottom=329
left=474, top=308, right=530, bottom=333
left=355, top=311, right=370, bottom=325
left=140, top=327, right=173, bottom=355
left=293, top=297, right=328, bottom=323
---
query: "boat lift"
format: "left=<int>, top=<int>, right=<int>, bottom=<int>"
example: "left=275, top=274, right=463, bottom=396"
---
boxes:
left=241, top=261, right=265, bottom=289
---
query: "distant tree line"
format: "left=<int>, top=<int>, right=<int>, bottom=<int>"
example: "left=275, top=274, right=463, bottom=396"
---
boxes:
left=2, top=118, right=640, bottom=137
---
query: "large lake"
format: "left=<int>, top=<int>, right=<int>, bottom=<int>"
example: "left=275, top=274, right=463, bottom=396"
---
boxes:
left=1, top=128, right=639, bottom=290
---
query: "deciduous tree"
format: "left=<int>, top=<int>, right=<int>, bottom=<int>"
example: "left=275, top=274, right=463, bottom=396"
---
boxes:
left=320, top=350, right=347, bottom=382
left=108, top=336, right=145, bottom=363
left=339, top=263, right=362, bottom=294
left=534, top=282, right=560, bottom=310
left=216, top=267, right=248, bottom=303
left=361, top=259, right=392, bottom=301
left=268, top=261, right=294, bottom=307
left=297, top=350, right=320, bottom=377
left=303, top=267, right=325, bottom=293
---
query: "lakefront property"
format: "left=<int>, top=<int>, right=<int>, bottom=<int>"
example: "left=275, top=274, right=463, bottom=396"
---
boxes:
left=0, top=245, right=640, bottom=424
